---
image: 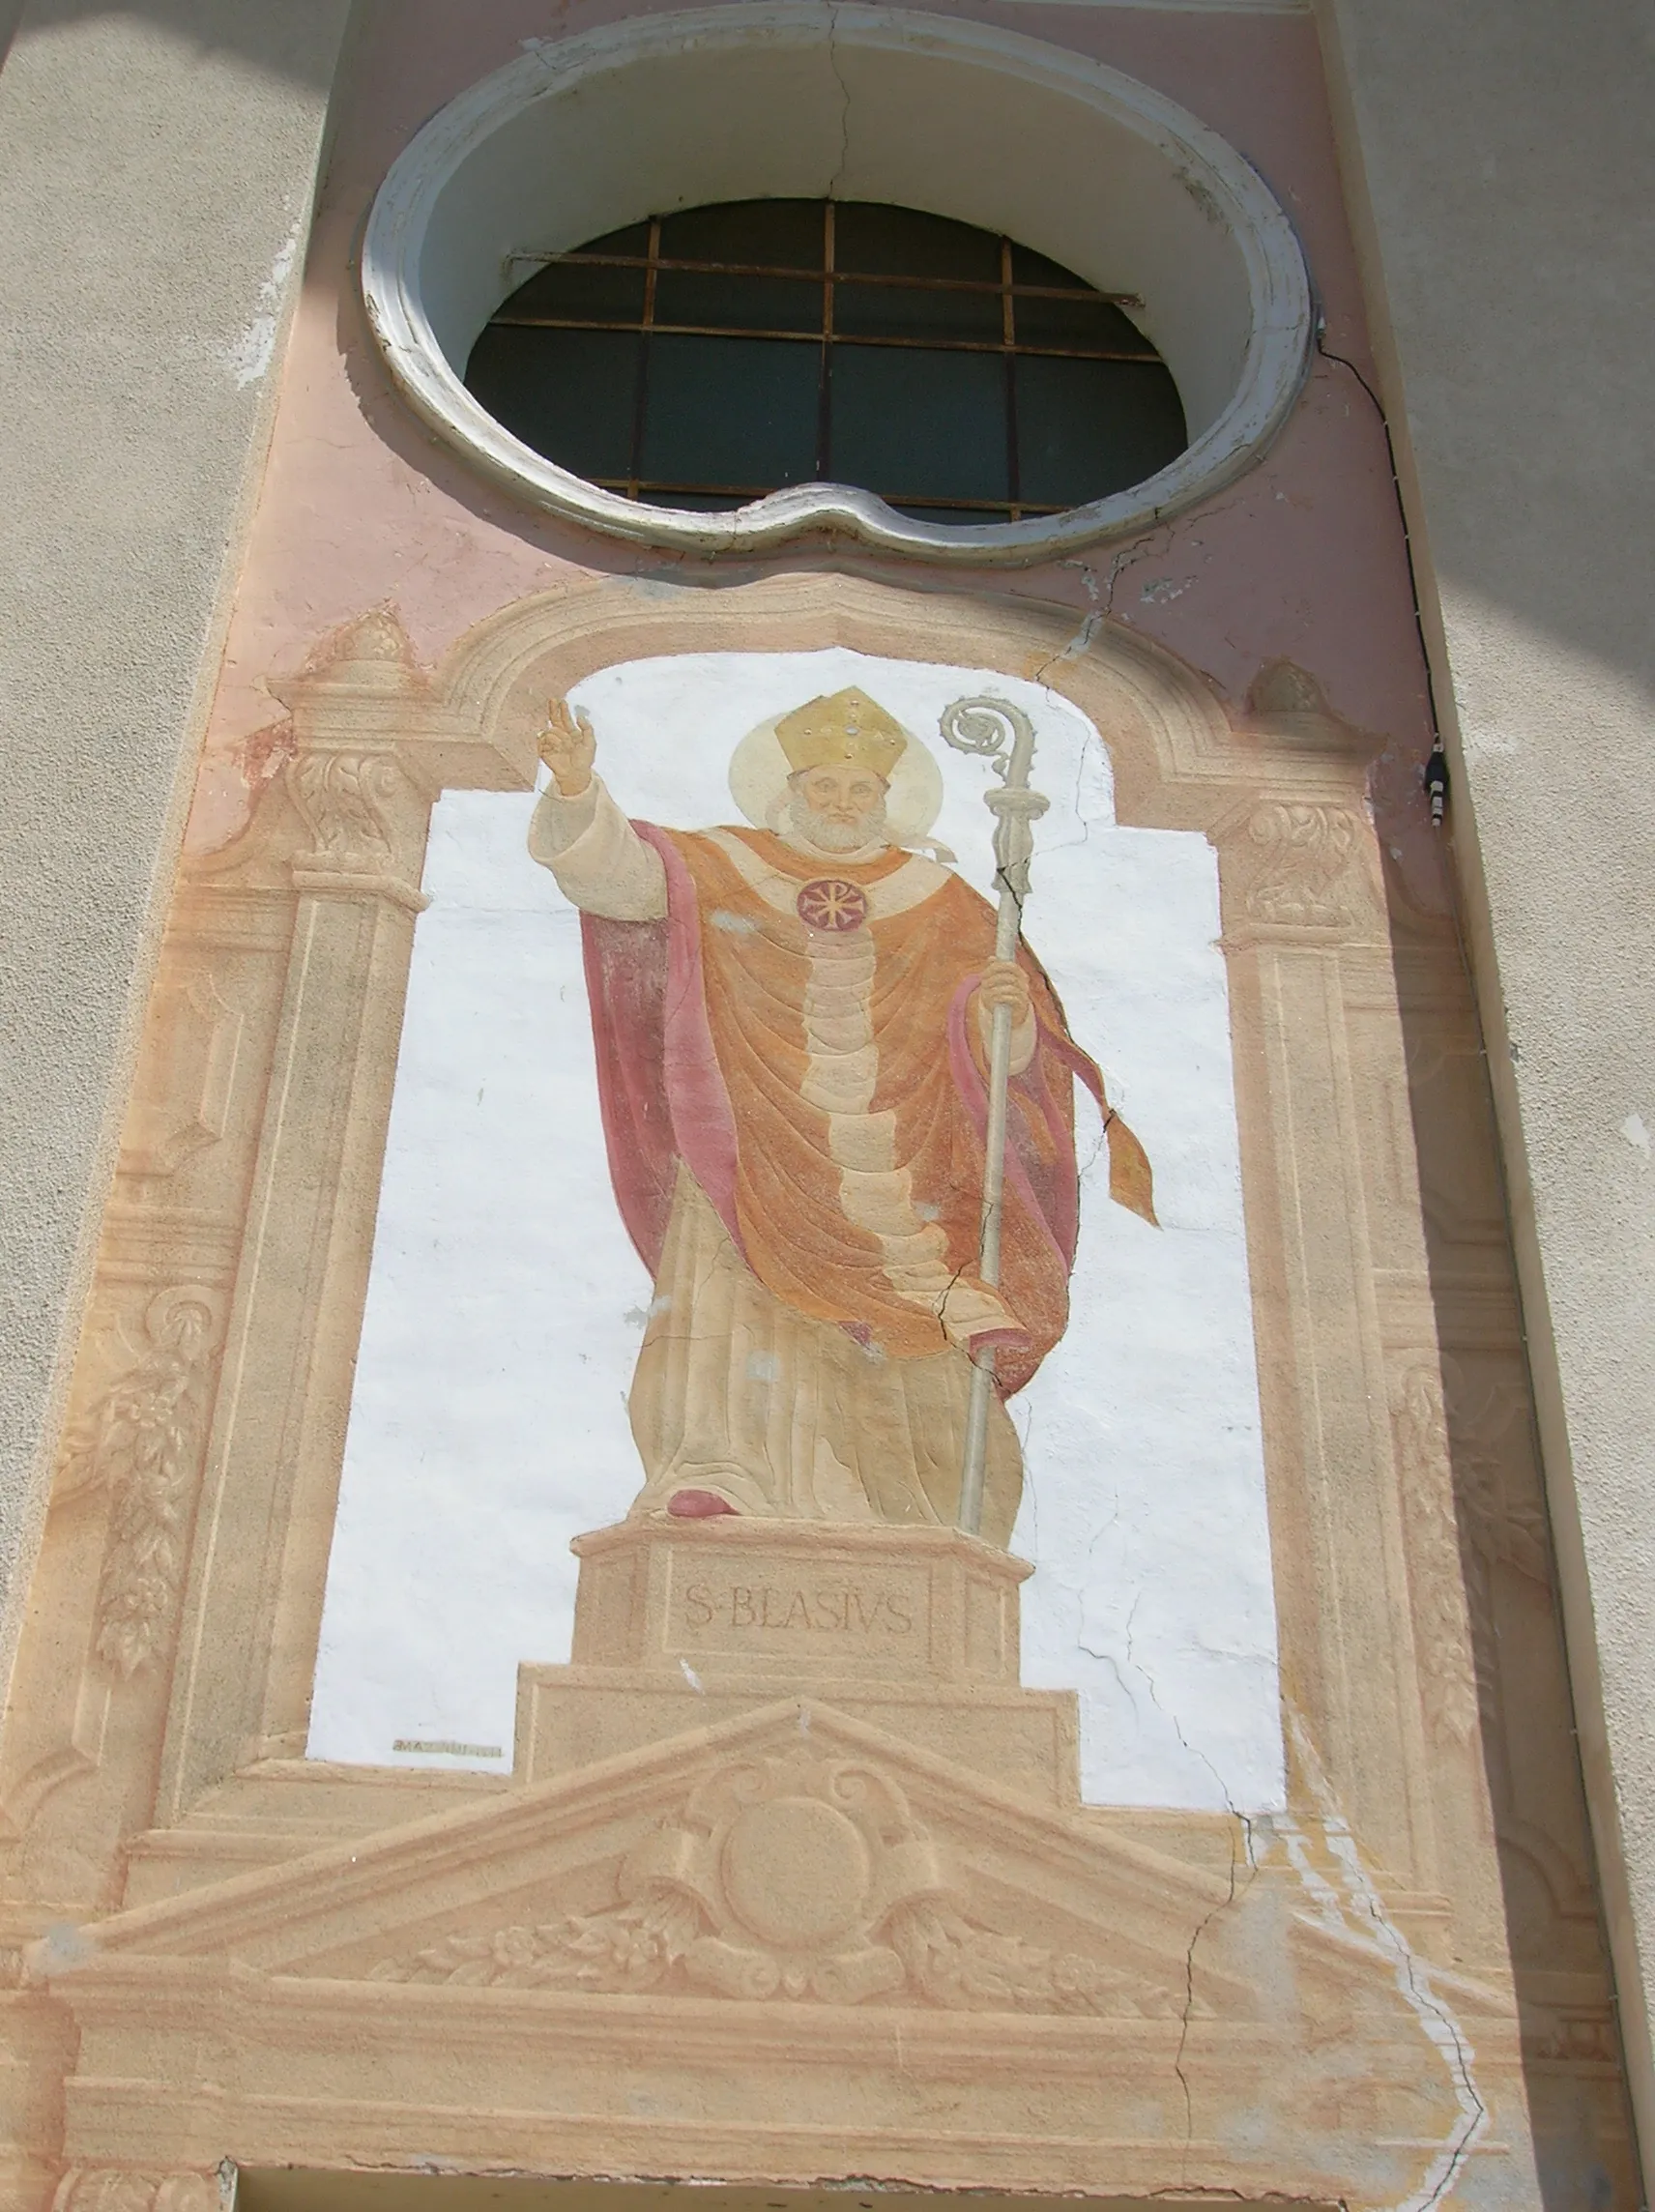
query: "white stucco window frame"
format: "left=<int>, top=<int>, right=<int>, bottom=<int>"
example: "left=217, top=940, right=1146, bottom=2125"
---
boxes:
left=362, top=1, right=1315, bottom=568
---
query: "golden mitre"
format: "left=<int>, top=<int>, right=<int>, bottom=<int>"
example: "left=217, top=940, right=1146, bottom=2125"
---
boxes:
left=775, top=687, right=909, bottom=780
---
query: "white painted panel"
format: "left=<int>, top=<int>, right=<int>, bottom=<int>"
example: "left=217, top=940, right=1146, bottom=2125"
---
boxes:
left=309, top=649, right=1283, bottom=1812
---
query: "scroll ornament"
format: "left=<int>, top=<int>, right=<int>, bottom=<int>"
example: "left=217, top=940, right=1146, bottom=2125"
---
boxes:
left=374, top=1748, right=1174, bottom=2016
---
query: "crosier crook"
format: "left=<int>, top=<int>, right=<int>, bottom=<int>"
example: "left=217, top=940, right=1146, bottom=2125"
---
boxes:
left=939, top=696, right=1050, bottom=1537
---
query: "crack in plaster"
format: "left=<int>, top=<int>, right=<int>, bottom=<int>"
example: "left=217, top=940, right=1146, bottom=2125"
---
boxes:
left=1282, top=1708, right=1487, bottom=2212
left=1037, top=559, right=1106, bottom=680
left=825, top=2, right=854, bottom=203
left=1022, top=516, right=1198, bottom=698
left=1117, top=1595, right=1262, bottom=2178
left=1076, top=1593, right=1262, bottom=2177
left=1079, top=1601, right=1257, bottom=2168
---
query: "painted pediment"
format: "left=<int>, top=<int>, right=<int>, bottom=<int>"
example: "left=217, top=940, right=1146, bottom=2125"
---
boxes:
left=46, top=1700, right=1267, bottom=2018
left=32, top=1699, right=1494, bottom=2208
left=39, top=1698, right=1463, bottom=2057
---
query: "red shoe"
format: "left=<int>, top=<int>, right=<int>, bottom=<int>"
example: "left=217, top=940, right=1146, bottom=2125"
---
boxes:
left=667, top=1489, right=740, bottom=1519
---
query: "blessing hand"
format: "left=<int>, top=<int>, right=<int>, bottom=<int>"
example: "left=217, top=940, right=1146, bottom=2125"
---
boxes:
left=537, top=698, right=596, bottom=797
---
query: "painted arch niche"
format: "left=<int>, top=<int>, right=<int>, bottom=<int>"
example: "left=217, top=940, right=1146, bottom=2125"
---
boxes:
left=308, top=645, right=1284, bottom=1812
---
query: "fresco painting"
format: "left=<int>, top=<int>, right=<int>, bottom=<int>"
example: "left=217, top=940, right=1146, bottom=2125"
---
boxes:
left=1, top=3, right=1638, bottom=2193
left=309, top=648, right=1282, bottom=1811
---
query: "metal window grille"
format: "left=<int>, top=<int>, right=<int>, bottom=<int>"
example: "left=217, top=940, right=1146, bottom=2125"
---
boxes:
left=466, top=199, right=1187, bottom=524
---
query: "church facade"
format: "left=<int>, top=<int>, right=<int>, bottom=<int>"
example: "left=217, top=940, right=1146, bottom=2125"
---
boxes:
left=0, top=2, right=1649, bottom=2207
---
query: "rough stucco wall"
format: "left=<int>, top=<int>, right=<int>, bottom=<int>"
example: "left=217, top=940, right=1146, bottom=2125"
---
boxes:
left=0, top=0, right=356, bottom=1700
left=1315, top=0, right=1655, bottom=2185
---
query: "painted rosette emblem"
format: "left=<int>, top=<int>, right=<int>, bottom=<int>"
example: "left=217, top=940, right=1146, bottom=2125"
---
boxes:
left=796, top=878, right=870, bottom=934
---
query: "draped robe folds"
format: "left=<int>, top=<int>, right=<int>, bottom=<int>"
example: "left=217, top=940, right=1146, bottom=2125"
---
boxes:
left=529, top=776, right=1153, bottom=1548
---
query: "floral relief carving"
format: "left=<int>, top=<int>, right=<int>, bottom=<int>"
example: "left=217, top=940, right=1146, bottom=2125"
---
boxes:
left=51, top=2170, right=219, bottom=2212
left=286, top=749, right=406, bottom=864
left=373, top=1748, right=1175, bottom=2015
left=1391, top=1365, right=1481, bottom=1744
left=58, top=1288, right=221, bottom=1680
left=1244, top=800, right=1360, bottom=928
left=1392, top=1360, right=1551, bottom=1746
left=1522, top=2006, right=1622, bottom=2067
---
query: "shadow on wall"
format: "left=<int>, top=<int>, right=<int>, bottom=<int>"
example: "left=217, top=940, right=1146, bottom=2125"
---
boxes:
left=1335, top=0, right=1654, bottom=708
left=0, top=0, right=345, bottom=83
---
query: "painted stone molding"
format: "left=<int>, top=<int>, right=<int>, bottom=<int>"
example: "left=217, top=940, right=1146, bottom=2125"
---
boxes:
left=55, top=1288, right=223, bottom=1681
left=567, top=1519, right=1031, bottom=1687
left=375, top=1744, right=1174, bottom=2013
left=117, top=977, right=243, bottom=1182
left=1391, top=1362, right=1483, bottom=1747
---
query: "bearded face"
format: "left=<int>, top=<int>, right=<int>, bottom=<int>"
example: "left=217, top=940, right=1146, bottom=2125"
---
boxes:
left=787, top=765, right=890, bottom=854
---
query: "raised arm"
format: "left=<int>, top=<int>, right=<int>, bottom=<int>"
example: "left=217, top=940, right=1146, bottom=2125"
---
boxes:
left=527, top=699, right=666, bottom=921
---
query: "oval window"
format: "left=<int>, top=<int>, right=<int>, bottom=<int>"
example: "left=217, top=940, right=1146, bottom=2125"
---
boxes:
left=465, top=197, right=1188, bottom=526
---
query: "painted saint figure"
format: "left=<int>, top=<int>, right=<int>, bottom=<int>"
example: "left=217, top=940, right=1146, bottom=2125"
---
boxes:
left=529, top=686, right=1154, bottom=1548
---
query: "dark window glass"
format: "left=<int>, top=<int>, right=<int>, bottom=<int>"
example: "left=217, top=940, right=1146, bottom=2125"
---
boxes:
left=834, top=201, right=1000, bottom=282
left=501, top=256, right=648, bottom=326
left=640, top=335, right=820, bottom=493
left=465, top=198, right=1186, bottom=523
left=467, top=327, right=640, bottom=482
left=1014, top=356, right=1189, bottom=509
left=570, top=219, right=653, bottom=258
left=1009, top=241, right=1082, bottom=288
left=659, top=199, right=823, bottom=270
left=830, top=347, right=1008, bottom=507
left=653, top=269, right=822, bottom=335
left=833, top=279, right=1002, bottom=345
left=1013, top=291, right=1154, bottom=358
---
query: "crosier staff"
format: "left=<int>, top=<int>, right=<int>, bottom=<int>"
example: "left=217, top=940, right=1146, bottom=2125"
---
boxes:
left=940, top=696, right=1050, bottom=1538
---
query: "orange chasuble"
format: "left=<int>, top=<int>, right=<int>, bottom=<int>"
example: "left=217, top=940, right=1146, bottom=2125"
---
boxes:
left=650, top=825, right=1149, bottom=1399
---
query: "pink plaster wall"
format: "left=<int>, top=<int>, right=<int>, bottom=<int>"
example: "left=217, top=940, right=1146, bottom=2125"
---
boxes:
left=188, top=0, right=1436, bottom=885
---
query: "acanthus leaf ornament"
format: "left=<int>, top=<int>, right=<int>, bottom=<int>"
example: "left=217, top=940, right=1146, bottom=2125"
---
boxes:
left=1244, top=800, right=1359, bottom=928
left=283, top=749, right=432, bottom=912
left=286, top=750, right=413, bottom=869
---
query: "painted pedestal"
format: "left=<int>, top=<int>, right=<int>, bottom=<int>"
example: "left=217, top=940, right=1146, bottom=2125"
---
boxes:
left=521, top=1519, right=1077, bottom=1804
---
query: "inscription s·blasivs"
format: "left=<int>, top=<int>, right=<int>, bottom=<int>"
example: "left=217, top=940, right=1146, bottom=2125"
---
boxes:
left=682, top=1582, right=915, bottom=1635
